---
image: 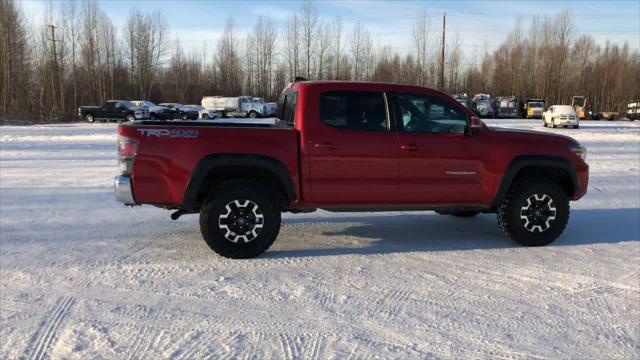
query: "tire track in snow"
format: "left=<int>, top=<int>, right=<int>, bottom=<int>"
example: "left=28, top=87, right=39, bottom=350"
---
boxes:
left=25, top=295, right=76, bottom=360
left=367, top=286, right=413, bottom=319
left=128, top=325, right=156, bottom=360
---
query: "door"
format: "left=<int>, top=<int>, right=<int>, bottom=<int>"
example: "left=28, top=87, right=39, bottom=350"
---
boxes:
left=100, top=102, right=115, bottom=120
left=307, top=91, right=399, bottom=204
left=114, top=101, right=128, bottom=120
left=394, top=92, right=494, bottom=204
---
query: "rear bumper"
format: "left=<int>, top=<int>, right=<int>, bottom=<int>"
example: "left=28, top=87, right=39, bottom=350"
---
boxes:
left=114, top=176, right=136, bottom=205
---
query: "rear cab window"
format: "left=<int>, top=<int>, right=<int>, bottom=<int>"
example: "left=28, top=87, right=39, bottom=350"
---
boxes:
left=277, top=89, right=297, bottom=127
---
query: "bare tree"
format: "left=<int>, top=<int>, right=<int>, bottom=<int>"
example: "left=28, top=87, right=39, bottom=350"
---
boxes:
left=285, top=14, right=301, bottom=80
left=332, top=17, right=343, bottom=79
left=301, top=0, right=318, bottom=79
left=350, top=22, right=371, bottom=80
left=216, top=18, right=241, bottom=95
left=125, top=10, right=167, bottom=99
left=317, top=23, right=332, bottom=80
left=413, top=11, right=431, bottom=86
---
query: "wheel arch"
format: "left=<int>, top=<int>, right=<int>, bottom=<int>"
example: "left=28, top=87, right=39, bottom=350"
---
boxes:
left=182, top=154, right=297, bottom=212
left=491, top=155, right=579, bottom=209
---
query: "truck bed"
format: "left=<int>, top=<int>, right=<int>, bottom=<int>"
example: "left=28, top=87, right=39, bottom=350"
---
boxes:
left=118, top=120, right=299, bottom=206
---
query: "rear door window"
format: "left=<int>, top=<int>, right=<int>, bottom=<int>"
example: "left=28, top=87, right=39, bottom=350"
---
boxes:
left=320, top=91, right=388, bottom=132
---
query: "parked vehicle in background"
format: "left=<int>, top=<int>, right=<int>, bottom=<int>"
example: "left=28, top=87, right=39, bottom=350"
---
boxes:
left=452, top=93, right=470, bottom=109
left=79, top=100, right=149, bottom=123
left=625, top=101, right=639, bottom=121
left=158, top=103, right=199, bottom=120
left=186, top=105, right=220, bottom=120
left=543, top=105, right=579, bottom=128
left=114, top=80, right=589, bottom=259
left=472, top=94, right=495, bottom=118
left=571, top=96, right=589, bottom=119
left=495, top=96, right=519, bottom=118
left=593, top=111, right=619, bottom=121
left=524, top=99, right=545, bottom=119
left=131, top=100, right=173, bottom=120
left=201, top=96, right=276, bottom=118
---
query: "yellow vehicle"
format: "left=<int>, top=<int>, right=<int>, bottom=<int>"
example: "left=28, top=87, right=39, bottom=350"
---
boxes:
left=524, top=99, right=545, bottom=119
left=572, top=96, right=588, bottom=119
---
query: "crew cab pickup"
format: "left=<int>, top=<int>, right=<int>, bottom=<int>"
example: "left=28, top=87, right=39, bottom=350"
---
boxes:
left=80, top=100, right=149, bottom=123
left=115, top=81, right=589, bottom=258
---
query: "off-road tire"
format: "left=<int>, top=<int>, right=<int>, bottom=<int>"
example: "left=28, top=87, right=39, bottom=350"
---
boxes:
left=497, top=178, right=569, bottom=246
left=200, top=179, right=281, bottom=259
left=85, top=114, right=94, bottom=123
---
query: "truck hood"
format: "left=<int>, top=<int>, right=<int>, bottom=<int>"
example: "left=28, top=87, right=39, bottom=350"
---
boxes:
left=489, top=126, right=580, bottom=146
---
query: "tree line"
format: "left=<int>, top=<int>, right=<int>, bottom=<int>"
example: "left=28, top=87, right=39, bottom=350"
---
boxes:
left=1, top=0, right=638, bottom=123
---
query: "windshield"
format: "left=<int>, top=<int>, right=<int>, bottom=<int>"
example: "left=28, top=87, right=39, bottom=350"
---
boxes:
left=529, top=102, right=543, bottom=108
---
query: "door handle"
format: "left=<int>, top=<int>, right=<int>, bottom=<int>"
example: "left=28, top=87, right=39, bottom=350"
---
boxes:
left=313, top=142, right=338, bottom=150
left=400, top=144, right=424, bottom=151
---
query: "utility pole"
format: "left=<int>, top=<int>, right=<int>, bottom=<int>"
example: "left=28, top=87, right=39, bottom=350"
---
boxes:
left=46, top=24, right=61, bottom=115
left=439, top=12, right=446, bottom=91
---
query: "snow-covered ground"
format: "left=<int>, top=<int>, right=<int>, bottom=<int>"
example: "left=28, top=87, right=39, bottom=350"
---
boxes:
left=1, top=119, right=639, bottom=359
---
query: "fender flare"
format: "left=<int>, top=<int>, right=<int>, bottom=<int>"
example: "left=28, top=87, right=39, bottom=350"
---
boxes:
left=182, top=154, right=297, bottom=211
left=491, top=155, right=579, bottom=208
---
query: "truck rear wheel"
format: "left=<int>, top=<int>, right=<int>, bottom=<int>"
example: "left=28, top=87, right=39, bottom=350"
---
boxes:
left=199, top=179, right=281, bottom=259
left=497, top=178, right=569, bottom=247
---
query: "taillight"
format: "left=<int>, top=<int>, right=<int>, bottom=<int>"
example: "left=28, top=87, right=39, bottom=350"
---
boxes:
left=117, top=135, right=138, bottom=175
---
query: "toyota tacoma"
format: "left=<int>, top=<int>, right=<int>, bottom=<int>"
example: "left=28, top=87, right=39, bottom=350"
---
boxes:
left=114, top=81, right=589, bottom=258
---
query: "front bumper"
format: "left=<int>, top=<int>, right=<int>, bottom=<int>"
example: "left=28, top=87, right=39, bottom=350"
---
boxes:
left=114, top=176, right=136, bottom=205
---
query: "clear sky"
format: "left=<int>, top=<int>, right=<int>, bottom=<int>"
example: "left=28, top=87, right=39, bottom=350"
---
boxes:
left=20, top=0, right=640, bottom=60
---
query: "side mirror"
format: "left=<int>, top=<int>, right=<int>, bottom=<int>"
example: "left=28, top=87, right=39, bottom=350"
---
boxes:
left=469, top=116, right=484, bottom=136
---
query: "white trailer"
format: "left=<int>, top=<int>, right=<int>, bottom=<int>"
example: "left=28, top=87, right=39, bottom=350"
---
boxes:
left=201, top=96, right=276, bottom=118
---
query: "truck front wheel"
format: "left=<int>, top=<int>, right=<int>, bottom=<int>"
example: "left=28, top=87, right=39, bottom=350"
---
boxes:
left=199, top=179, right=281, bottom=259
left=85, top=114, right=94, bottom=123
left=248, top=111, right=258, bottom=118
left=497, top=178, right=569, bottom=247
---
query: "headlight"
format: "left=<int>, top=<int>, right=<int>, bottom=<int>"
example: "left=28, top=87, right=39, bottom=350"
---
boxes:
left=571, top=145, right=587, bottom=160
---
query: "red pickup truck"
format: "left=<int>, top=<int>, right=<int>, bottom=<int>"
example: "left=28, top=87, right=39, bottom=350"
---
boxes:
left=115, top=81, right=589, bottom=258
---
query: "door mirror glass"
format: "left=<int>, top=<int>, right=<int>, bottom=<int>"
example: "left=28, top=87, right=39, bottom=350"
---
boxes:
left=469, top=116, right=484, bottom=136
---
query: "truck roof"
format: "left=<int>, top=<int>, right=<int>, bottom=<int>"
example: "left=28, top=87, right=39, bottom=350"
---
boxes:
left=289, top=80, right=456, bottom=100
